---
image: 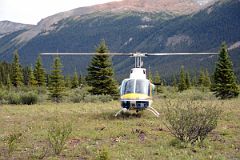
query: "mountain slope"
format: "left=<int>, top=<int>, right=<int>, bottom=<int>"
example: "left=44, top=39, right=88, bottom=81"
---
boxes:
left=0, top=0, right=239, bottom=80
left=0, top=21, right=33, bottom=38
left=2, top=0, right=201, bottom=45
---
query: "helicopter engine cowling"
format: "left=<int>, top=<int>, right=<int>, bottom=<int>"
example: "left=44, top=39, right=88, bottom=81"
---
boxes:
left=130, top=68, right=147, bottom=79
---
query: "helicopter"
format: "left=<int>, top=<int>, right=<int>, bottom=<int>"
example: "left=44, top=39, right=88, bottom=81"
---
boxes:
left=41, top=52, right=218, bottom=117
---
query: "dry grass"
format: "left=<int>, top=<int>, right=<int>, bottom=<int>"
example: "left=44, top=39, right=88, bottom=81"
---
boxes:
left=0, top=90, right=239, bottom=159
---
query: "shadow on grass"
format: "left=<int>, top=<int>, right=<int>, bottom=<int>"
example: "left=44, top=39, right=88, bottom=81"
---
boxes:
left=93, top=111, right=143, bottom=120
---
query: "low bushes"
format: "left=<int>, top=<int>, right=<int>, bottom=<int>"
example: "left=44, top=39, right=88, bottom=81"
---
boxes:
left=83, top=95, right=113, bottom=103
left=0, top=91, right=38, bottom=105
left=20, top=92, right=38, bottom=105
left=7, top=93, right=21, bottom=105
left=164, top=100, right=221, bottom=144
left=69, top=88, right=113, bottom=103
left=96, top=148, right=110, bottom=160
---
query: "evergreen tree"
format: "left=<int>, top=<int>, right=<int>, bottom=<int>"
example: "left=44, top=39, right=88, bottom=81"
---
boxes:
left=29, top=66, right=37, bottom=86
left=79, top=75, right=86, bottom=87
left=203, top=69, right=211, bottom=88
left=185, top=71, right=191, bottom=89
left=178, top=66, right=187, bottom=92
left=154, top=71, right=162, bottom=93
left=34, top=56, right=46, bottom=86
left=6, top=74, right=12, bottom=89
left=0, top=81, right=3, bottom=89
left=46, top=74, right=50, bottom=87
left=192, top=73, right=198, bottom=87
left=12, top=51, right=23, bottom=87
left=172, top=75, right=177, bottom=88
left=0, top=61, right=12, bottom=85
left=198, top=68, right=205, bottom=87
left=212, top=44, right=239, bottom=99
left=65, top=75, right=71, bottom=88
left=23, top=66, right=31, bottom=85
left=148, top=66, right=153, bottom=81
left=71, top=69, right=79, bottom=88
left=86, top=40, right=118, bottom=97
left=48, top=57, right=65, bottom=102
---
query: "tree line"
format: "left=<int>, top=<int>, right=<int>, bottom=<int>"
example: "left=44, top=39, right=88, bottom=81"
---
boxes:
left=0, top=51, right=84, bottom=89
left=0, top=42, right=239, bottom=102
left=174, top=43, right=239, bottom=99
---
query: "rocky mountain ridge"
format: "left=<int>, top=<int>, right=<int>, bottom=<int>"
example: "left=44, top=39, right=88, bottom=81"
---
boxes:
left=0, top=0, right=209, bottom=45
left=0, top=21, right=33, bottom=38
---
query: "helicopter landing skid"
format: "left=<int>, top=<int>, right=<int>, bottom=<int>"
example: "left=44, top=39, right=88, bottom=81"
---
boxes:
left=147, top=106, right=160, bottom=117
left=114, top=107, right=159, bottom=117
left=115, top=108, right=128, bottom=117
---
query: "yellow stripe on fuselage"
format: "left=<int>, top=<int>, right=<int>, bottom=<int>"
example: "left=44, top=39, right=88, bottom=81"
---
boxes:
left=121, top=93, right=152, bottom=100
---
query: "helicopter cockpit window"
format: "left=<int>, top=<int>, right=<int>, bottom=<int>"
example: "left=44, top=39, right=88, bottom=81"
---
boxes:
left=121, top=79, right=150, bottom=95
left=123, top=79, right=135, bottom=94
left=135, top=79, right=149, bottom=95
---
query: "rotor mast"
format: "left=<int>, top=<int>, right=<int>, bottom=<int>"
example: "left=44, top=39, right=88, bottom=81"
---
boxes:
left=132, top=53, right=146, bottom=68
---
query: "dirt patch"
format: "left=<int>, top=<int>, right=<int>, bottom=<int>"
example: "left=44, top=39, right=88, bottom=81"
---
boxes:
left=132, top=129, right=146, bottom=142
left=209, top=131, right=225, bottom=143
left=68, top=138, right=81, bottom=148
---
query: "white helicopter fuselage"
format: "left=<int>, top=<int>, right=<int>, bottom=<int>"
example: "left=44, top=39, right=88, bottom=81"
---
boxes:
left=119, top=68, right=154, bottom=111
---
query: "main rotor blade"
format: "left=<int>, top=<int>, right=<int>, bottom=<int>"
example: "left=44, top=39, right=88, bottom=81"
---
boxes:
left=40, top=53, right=129, bottom=56
left=147, top=53, right=218, bottom=56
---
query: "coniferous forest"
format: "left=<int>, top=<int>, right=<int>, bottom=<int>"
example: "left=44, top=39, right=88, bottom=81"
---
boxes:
left=0, top=42, right=239, bottom=104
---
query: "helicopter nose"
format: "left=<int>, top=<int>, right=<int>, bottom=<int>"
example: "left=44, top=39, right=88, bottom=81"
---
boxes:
left=136, top=101, right=149, bottom=109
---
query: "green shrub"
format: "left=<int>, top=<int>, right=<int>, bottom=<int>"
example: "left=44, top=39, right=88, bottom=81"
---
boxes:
left=70, top=95, right=83, bottom=103
left=96, top=148, right=110, bottom=160
left=47, top=122, right=72, bottom=155
left=5, top=132, right=22, bottom=156
left=20, top=92, right=38, bottom=105
left=0, top=89, right=6, bottom=100
left=164, top=100, right=221, bottom=144
left=0, top=89, right=8, bottom=104
left=7, top=93, right=21, bottom=105
left=84, top=95, right=113, bottom=103
left=69, top=88, right=88, bottom=103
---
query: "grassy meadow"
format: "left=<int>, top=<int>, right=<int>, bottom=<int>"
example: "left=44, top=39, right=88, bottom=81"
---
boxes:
left=0, top=88, right=240, bottom=160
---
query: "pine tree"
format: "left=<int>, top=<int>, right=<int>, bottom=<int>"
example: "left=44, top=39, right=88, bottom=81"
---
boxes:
left=12, top=51, right=23, bottom=87
left=23, top=66, right=31, bottom=85
left=203, top=69, right=211, bottom=88
left=46, top=74, right=50, bottom=87
left=0, top=61, right=13, bottom=86
left=192, top=73, right=198, bottom=87
left=65, top=75, right=71, bottom=88
left=34, top=56, right=46, bottom=86
left=148, top=66, right=153, bottom=82
left=178, top=66, right=187, bottom=92
left=172, top=75, right=177, bottom=88
left=6, top=74, right=12, bottom=89
left=154, top=71, right=162, bottom=93
left=48, top=57, right=65, bottom=102
left=71, top=69, right=79, bottom=88
left=198, top=68, right=205, bottom=87
left=0, top=81, right=3, bottom=89
left=185, top=71, right=191, bottom=89
left=86, top=40, right=118, bottom=98
left=29, top=66, right=37, bottom=86
left=212, top=44, right=239, bottom=99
